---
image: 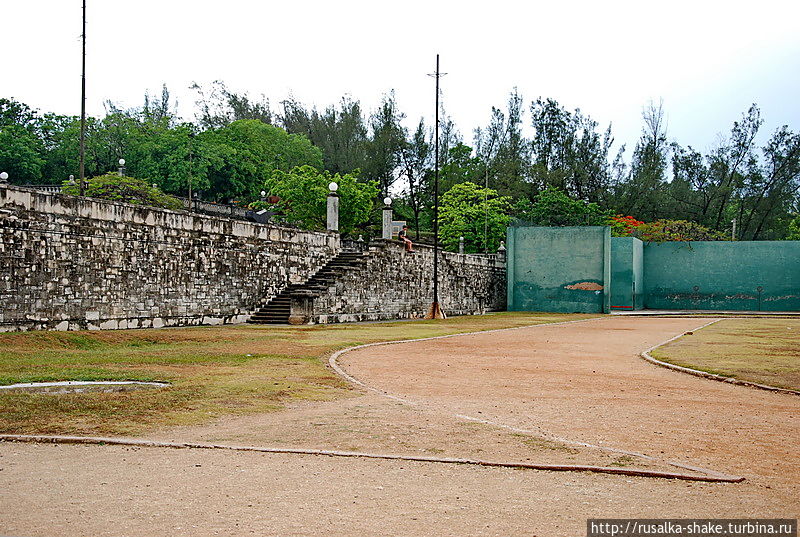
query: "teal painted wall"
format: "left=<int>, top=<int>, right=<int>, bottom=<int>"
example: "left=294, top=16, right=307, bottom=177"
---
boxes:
left=644, top=241, right=800, bottom=311
left=611, top=237, right=644, bottom=311
left=507, top=226, right=611, bottom=313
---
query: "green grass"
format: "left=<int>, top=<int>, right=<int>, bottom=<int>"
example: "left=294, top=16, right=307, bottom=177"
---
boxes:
left=0, top=312, right=596, bottom=436
left=652, top=318, right=800, bottom=391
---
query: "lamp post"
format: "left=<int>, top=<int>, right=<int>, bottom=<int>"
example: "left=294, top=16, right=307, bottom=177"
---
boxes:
left=0, top=171, right=8, bottom=184
left=382, top=196, right=393, bottom=240
left=327, top=182, right=339, bottom=232
left=118, top=158, right=126, bottom=176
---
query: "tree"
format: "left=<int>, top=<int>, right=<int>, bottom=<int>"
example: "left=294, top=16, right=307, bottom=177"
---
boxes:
left=788, top=214, right=800, bottom=240
left=669, top=105, right=799, bottom=239
left=513, top=187, right=612, bottom=226
left=439, top=182, right=512, bottom=253
left=364, top=93, right=406, bottom=194
left=191, top=81, right=272, bottom=130
left=279, top=96, right=369, bottom=175
left=61, top=173, right=183, bottom=210
left=529, top=97, right=613, bottom=202
left=199, top=120, right=323, bottom=202
left=0, top=98, right=46, bottom=183
left=0, top=124, right=45, bottom=183
left=398, top=119, right=432, bottom=239
left=474, top=90, right=532, bottom=199
left=614, top=100, right=670, bottom=220
left=264, top=165, right=378, bottom=235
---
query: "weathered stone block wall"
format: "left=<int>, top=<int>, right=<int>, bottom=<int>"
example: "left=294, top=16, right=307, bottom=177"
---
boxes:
left=0, top=185, right=338, bottom=331
left=306, top=240, right=506, bottom=324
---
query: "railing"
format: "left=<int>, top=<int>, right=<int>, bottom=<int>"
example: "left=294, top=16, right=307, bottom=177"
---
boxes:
left=341, top=238, right=368, bottom=252
left=19, top=184, right=62, bottom=193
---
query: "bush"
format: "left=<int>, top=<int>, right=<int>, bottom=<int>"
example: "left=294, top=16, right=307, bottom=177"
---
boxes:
left=62, top=173, right=183, bottom=210
left=631, top=219, right=727, bottom=242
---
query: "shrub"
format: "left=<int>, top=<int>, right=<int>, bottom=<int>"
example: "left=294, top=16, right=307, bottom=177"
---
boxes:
left=62, top=173, right=183, bottom=210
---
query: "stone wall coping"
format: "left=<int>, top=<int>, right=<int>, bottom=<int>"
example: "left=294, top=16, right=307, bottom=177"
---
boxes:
left=0, top=183, right=339, bottom=246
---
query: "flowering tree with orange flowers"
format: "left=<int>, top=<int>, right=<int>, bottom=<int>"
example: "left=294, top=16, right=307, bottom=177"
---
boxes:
left=609, top=214, right=644, bottom=237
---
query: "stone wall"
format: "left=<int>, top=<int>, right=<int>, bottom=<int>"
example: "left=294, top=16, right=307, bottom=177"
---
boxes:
left=0, top=185, right=339, bottom=331
left=0, top=184, right=507, bottom=331
left=302, top=240, right=507, bottom=324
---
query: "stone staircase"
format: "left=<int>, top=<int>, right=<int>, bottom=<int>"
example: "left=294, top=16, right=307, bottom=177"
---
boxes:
left=248, top=249, right=368, bottom=324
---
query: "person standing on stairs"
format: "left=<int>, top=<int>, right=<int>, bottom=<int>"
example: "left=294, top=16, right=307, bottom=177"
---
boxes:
left=398, top=225, right=415, bottom=253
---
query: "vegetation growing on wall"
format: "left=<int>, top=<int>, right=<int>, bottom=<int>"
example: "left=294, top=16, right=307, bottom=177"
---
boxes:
left=61, top=173, right=183, bottom=210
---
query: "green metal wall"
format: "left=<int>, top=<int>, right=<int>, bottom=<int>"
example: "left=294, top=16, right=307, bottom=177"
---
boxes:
left=507, top=226, right=611, bottom=313
left=643, top=241, right=800, bottom=311
left=611, top=237, right=644, bottom=311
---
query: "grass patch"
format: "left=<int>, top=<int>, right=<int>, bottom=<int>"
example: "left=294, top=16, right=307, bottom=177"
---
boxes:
left=0, top=312, right=596, bottom=436
left=510, top=432, right=580, bottom=454
left=651, top=318, right=800, bottom=391
left=609, top=455, right=637, bottom=467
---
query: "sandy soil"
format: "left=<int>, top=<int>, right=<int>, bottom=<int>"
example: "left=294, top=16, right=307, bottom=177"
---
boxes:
left=2, top=316, right=798, bottom=536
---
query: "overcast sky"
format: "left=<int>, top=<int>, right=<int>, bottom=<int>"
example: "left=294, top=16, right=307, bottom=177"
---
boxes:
left=4, top=0, right=799, bottom=159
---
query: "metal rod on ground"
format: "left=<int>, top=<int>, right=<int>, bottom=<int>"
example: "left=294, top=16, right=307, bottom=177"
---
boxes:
left=79, top=0, right=86, bottom=196
left=426, top=54, right=445, bottom=320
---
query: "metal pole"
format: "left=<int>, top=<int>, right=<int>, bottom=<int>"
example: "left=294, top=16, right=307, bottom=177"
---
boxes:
left=433, top=54, right=440, bottom=306
left=425, top=55, right=446, bottom=320
left=79, top=0, right=86, bottom=195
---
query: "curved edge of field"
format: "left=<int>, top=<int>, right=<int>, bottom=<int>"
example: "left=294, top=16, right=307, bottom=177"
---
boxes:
left=639, top=319, right=800, bottom=395
left=328, top=317, right=745, bottom=483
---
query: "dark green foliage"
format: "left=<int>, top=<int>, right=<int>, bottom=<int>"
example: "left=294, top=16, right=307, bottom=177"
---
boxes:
left=61, top=173, right=183, bottom=210
left=264, top=165, right=378, bottom=235
left=439, top=182, right=512, bottom=253
left=2, top=88, right=797, bottom=239
left=513, top=187, right=612, bottom=227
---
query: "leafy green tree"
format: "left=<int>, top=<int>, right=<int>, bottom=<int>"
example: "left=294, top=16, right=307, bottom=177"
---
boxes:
left=0, top=98, right=46, bottom=183
left=0, top=124, right=45, bottom=183
left=788, top=214, right=800, bottom=240
left=264, top=165, right=378, bottom=235
left=440, top=143, right=482, bottom=192
left=61, top=173, right=183, bottom=210
left=513, top=187, right=612, bottom=226
left=199, top=120, right=323, bottom=202
left=439, top=182, right=512, bottom=253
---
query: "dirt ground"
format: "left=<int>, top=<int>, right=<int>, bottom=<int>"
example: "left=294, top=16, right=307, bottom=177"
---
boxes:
left=2, top=316, right=798, bottom=536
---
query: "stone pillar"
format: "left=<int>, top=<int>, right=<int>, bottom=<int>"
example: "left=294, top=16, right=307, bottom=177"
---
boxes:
left=327, top=182, right=339, bottom=232
left=497, top=241, right=506, bottom=263
left=382, top=197, right=393, bottom=240
left=459, top=236, right=465, bottom=254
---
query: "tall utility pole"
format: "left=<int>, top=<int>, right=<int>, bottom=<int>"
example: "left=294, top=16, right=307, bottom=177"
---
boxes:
left=426, top=54, right=446, bottom=320
left=79, top=0, right=87, bottom=195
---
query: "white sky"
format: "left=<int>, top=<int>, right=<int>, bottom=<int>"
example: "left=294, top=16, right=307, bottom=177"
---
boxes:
left=4, top=0, right=799, bottom=158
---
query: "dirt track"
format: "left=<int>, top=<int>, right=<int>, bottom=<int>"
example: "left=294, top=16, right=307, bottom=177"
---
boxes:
left=2, top=317, right=798, bottom=536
